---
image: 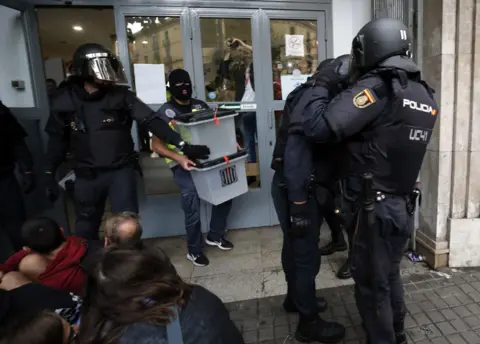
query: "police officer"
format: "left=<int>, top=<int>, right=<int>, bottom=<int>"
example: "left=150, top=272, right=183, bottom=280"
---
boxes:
left=151, top=69, right=234, bottom=267
left=297, top=18, right=438, bottom=344
left=0, top=101, right=35, bottom=256
left=44, top=44, right=210, bottom=240
left=270, top=58, right=347, bottom=343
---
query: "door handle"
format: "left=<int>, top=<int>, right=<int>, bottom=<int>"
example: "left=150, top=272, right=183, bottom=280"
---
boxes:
left=268, top=109, right=273, bottom=129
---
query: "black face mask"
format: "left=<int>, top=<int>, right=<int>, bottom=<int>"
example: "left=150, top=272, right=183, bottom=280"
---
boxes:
left=171, top=83, right=192, bottom=101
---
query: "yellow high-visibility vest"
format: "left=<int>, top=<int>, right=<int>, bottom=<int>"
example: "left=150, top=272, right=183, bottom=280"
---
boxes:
left=163, top=108, right=200, bottom=166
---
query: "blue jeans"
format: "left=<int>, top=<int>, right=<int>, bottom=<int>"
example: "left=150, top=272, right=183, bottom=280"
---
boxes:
left=172, top=166, right=232, bottom=254
left=242, top=112, right=257, bottom=163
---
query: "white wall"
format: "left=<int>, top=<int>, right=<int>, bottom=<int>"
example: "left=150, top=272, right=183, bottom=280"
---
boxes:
left=332, top=0, right=372, bottom=57
left=44, top=58, right=66, bottom=85
left=0, top=6, right=35, bottom=108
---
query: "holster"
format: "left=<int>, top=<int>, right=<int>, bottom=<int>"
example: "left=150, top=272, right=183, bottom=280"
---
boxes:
left=405, top=188, right=420, bottom=216
left=332, top=179, right=357, bottom=228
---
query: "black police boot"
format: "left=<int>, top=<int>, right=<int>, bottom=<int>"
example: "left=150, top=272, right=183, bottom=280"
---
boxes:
left=336, top=257, right=352, bottom=279
left=319, top=236, right=348, bottom=256
left=295, top=314, right=345, bottom=343
left=396, top=332, right=408, bottom=344
left=283, top=296, right=328, bottom=313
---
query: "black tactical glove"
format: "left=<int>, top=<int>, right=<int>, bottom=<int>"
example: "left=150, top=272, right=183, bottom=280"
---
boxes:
left=314, top=63, right=349, bottom=96
left=45, top=172, right=60, bottom=203
left=289, top=202, right=311, bottom=237
left=181, top=143, right=210, bottom=160
left=21, top=172, right=36, bottom=194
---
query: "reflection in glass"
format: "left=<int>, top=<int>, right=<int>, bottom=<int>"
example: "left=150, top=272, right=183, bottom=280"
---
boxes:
left=200, top=18, right=253, bottom=103
left=124, top=16, right=185, bottom=195
left=125, top=16, right=184, bottom=90
left=270, top=20, right=318, bottom=100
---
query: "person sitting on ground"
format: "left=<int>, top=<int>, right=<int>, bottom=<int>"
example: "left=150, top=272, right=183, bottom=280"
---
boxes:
left=79, top=212, right=144, bottom=272
left=0, top=310, right=78, bottom=344
left=77, top=245, right=245, bottom=344
left=0, top=271, right=82, bottom=335
left=104, top=211, right=143, bottom=247
left=0, top=217, right=87, bottom=294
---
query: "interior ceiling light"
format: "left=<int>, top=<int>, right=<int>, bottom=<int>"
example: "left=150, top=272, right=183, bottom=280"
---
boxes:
left=73, top=25, right=83, bottom=32
left=142, top=41, right=148, bottom=44
left=127, top=22, right=143, bottom=35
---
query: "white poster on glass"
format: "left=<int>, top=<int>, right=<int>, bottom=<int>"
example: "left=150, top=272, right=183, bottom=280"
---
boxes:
left=133, top=64, right=167, bottom=104
left=280, top=74, right=311, bottom=100
left=285, top=35, right=305, bottom=57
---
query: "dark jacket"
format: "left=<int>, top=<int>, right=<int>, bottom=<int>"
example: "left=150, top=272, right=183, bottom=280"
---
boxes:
left=119, top=286, right=244, bottom=344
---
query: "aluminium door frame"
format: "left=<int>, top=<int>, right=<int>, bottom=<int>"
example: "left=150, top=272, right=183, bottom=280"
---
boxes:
left=0, top=0, right=71, bottom=231
left=256, top=9, right=331, bottom=225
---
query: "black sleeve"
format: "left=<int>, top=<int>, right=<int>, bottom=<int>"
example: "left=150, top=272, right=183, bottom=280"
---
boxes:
left=323, top=76, right=388, bottom=141
left=44, top=112, right=68, bottom=173
left=284, top=134, right=313, bottom=203
left=126, top=92, right=182, bottom=146
left=1, top=104, right=27, bottom=144
left=300, top=86, right=337, bottom=143
left=13, top=141, right=33, bottom=173
left=199, top=100, right=210, bottom=109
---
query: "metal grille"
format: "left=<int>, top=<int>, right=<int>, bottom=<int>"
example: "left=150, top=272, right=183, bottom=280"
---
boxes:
left=373, top=0, right=418, bottom=62
left=373, top=0, right=410, bottom=25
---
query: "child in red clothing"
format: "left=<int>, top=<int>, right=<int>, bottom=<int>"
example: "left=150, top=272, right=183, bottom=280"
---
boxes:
left=0, top=217, right=87, bottom=295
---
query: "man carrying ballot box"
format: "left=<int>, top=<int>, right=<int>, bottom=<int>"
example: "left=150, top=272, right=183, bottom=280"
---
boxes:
left=152, top=69, right=234, bottom=267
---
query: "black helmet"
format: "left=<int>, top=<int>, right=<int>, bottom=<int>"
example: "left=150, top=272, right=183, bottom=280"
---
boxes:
left=72, top=43, right=128, bottom=84
left=350, top=18, right=412, bottom=77
left=331, top=54, right=350, bottom=78
left=316, top=58, right=334, bottom=72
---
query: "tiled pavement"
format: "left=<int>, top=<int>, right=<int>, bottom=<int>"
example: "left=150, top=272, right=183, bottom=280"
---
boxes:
left=226, top=267, right=480, bottom=344
left=149, top=226, right=480, bottom=343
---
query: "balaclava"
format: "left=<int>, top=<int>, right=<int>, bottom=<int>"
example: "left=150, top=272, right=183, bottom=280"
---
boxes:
left=168, top=69, right=192, bottom=101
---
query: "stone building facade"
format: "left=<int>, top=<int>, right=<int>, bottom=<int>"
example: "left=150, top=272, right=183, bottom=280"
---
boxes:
left=417, top=0, right=480, bottom=267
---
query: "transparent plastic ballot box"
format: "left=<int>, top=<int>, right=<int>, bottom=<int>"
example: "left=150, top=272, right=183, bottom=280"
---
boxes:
left=173, top=109, right=239, bottom=161
left=190, top=151, right=249, bottom=206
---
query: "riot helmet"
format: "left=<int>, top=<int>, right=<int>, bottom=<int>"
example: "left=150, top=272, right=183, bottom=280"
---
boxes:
left=316, top=58, right=334, bottom=72
left=331, top=54, right=350, bottom=78
left=349, top=18, right=412, bottom=80
left=71, top=43, right=128, bottom=84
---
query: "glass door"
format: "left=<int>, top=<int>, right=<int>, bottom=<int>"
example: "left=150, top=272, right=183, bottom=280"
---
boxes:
left=259, top=10, right=328, bottom=225
left=189, top=8, right=272, bottom=229
left=115, top=6, right=209, bottom=237
left=0, top=1, right=70, bottom=236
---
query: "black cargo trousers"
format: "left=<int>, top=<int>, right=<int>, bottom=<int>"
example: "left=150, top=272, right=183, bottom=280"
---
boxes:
left=271, top=170, right=324, bottom=316
left=351, top=194, right=413, bottom=344
left=74, top=165, right=138, bottom=240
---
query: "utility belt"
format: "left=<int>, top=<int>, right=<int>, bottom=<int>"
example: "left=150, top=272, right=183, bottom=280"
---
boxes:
left=333, top=179, right=421, bottom=223
left=75, top=153, right=142, bottom=180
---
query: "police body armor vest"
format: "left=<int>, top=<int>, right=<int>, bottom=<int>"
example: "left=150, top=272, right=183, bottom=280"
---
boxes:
left=51, top=87, right=134, bottom=169
left=271, top=72, right=325, bottom=164
left=271, top=73, right=345, bottom=185
left=346, top=69, right=438, bottom=195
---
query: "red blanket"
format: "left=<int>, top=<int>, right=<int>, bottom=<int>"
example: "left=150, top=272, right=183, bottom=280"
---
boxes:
left=0, top=236, right=87, bottom=294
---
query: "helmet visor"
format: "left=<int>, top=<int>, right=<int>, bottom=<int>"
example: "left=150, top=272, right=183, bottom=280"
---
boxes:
left=86, top=54, right=128, bottom=84
left=348, top=36, right=363, bottom=83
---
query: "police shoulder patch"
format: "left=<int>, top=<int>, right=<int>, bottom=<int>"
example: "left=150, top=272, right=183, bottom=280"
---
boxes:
left=353, top=88, right=376, bottom=109
left=165, top=108, right=176, bottom=118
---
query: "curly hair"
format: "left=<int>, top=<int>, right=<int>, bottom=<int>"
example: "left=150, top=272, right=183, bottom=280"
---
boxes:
left=77, top=245, right=192, bottom=344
